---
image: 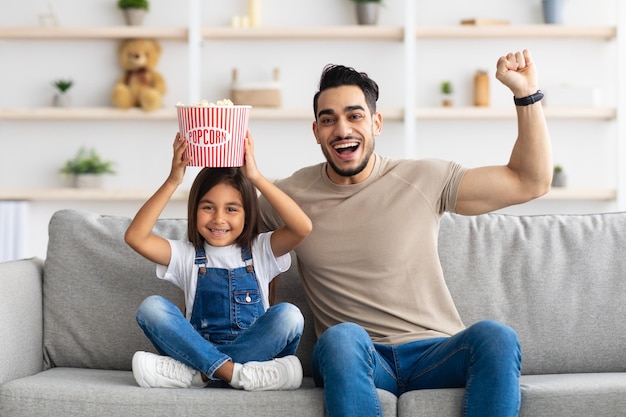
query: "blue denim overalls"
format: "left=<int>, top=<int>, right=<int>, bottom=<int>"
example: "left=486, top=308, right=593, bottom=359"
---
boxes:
left=136, top=243, right=303, bottom=379
left=189, top=246, right=265, bottom=345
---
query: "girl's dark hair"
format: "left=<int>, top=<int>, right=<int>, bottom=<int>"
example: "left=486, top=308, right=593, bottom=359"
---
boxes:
left=187, top=167, right=259, bottom=249
left=313, top=64, right=379, bottom=119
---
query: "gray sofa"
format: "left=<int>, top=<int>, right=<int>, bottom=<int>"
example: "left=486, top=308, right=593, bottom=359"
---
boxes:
left=1, top=208, right=626, bottom=417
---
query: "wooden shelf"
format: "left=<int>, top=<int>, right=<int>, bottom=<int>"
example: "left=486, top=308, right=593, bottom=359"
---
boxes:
left=0, top=26, right=188, bottom=40
left=0, top=108, right=176, bottom=121
left=0, top=188, right=189, bottom=202
left=201, top=26, right=404, bottom=40
left=0, top=25, right=612, bottom=41
left=1, top=106, right=610, bottom=122
left=0, top=25, right=403, bottom=41
left=416, top=25, right=616, bottom=40
left=542, top=188, right=617, bottom=201
left=0, top=107, right=405, bottom=121
left=0, top=187, right=615, bottom=202
left=249, top=108, right=404, bottom=121
left=416, top=107, right=616, bottom=120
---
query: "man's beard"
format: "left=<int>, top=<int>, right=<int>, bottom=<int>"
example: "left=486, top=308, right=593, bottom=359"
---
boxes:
left=322, top=136, right=375, bottom=178
left=326, top=152, right=372, bottom=177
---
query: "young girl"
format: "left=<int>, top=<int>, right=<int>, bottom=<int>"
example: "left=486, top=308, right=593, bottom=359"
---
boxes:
left=125, top=131, right=312, bottom=391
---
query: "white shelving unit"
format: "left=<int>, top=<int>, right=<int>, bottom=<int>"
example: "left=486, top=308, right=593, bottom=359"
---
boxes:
left=0, top=1, right=620, bottom=205
left=408, top=6, right=620, bottom=207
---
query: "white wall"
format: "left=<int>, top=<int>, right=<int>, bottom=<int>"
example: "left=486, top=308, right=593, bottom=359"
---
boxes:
left=0, top=0, right=621, bottom=260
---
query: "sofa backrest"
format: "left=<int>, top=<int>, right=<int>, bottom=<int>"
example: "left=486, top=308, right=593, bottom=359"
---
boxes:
left=439, top=212, right=626, bottom=375
left=43, top=209, right=626, bottom=377
left=43, top=210, right=187, bottom=371
left=42, top=209, right=316, bottom=376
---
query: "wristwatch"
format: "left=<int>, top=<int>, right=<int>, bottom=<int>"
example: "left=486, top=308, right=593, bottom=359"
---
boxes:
left=514, top=90, right=544, bottom=106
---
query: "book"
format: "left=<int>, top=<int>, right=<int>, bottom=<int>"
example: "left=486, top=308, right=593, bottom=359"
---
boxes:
left=460, top=18, right=510, bottom=26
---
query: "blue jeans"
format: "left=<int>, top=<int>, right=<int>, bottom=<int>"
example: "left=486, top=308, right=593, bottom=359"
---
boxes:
left=312, top=320, right=521, bottom=417
left=136, top=295, right=304, bottom=380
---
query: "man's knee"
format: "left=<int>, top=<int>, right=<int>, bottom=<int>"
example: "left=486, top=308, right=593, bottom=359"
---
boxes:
left=468, top=320, right=521, bottom=364
left=472, top=320, right=518, bottom=344
left=317, top=322, right=372, bottom=356
left=313, top=323, right=374, bottom=383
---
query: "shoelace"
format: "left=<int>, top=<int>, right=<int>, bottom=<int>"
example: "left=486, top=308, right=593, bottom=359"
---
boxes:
left=241, top=363, right=279, bottom=389
left=156, top=357, right=192, bottom=384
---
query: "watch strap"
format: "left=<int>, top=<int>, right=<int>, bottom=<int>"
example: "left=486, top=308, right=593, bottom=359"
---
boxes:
left=514, top=90, right=544, bottom=106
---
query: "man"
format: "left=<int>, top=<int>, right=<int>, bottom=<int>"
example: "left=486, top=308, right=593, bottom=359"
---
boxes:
left=259, top=49, right=551, bottom=417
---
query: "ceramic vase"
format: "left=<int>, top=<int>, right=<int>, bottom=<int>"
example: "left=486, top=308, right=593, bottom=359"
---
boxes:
left=52, top=93, right=69, bottom=107
left=542, top=0, right=564, bottom=24
left=552, top=172, right=567, bottom=187
left=74, top=174, right=103, bottom=189
left=124, top=8, right=146, bottom=26
left=356, top=2, right=380, bottom=26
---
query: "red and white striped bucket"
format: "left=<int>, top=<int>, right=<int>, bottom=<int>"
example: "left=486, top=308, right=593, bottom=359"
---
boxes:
left=176, top=105, right=251, bottom=167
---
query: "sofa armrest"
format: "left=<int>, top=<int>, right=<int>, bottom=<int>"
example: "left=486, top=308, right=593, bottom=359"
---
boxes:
left=0, top=257, right=44, bottom=384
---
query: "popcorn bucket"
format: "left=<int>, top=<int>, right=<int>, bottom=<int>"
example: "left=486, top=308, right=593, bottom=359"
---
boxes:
left=176, top=104, right=251, bottom=167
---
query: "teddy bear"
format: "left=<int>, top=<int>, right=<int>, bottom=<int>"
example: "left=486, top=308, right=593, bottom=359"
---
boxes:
left=111, top=38, right=166, bottom=112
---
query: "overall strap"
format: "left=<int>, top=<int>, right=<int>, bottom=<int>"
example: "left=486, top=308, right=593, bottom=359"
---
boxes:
left=194, top=247, right=207, bottom=274
left=241, top=246, right=254, bottom=273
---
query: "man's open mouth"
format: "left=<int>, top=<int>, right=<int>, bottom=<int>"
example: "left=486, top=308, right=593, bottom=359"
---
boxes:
left=333, top=141, right=359, bottom=156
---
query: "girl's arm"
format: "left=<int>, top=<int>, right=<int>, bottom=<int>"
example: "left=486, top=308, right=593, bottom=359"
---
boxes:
left=241, top=131, right=312, bottom=258
left=124, top=133, right=190, bottom=266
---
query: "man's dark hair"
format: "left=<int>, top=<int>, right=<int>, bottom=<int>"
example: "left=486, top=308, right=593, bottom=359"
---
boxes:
left=313, top=64, right=379, bottom=119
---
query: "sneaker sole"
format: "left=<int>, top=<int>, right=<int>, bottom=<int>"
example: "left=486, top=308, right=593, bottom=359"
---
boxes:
left=132, top=351, right=152, bottom=388
left=281, top=355, right=303, bottom=390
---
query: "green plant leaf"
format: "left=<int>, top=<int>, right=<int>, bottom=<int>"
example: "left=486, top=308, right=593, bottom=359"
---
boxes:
left=60, top=147, right=116, bottom=175
left=52, top=79, right=73, bottom=93
left=117, top=0, right=149, bottom=10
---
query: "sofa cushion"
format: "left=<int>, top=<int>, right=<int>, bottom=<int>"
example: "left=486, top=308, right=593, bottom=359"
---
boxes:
left=0, top=368, right=325, bottom=417
left=43, top=210, right=186, bottom=370
left=0, top=368, right=398, bottom=417
left=439, top=212, right=626, bottom=375
left=397, top=374, right=626, bottom=417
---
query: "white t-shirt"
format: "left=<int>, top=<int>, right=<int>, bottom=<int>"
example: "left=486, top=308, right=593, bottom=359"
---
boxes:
left=156, top=232, right=290, bottom=319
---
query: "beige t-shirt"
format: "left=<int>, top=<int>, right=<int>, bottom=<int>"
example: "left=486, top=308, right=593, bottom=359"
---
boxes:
left=260, top=154, right=468, bottom=345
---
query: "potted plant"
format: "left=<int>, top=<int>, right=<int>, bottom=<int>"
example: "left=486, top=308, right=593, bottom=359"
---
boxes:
left=552, top=165, right=567, bottom=187
left=60, top=147, right=115, bottom=188
left=117, top=0, right=149, bottom=26
left=350, top=0, right=382, bottom=25
left=52, top=78, right=73, bottom=107
left=440, top=81, right=454, bottom=107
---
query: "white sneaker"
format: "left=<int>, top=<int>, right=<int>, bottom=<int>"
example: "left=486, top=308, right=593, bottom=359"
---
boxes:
left=238, top=355, right=303, bottom=391
left=132, top=351, right=198, bottom=388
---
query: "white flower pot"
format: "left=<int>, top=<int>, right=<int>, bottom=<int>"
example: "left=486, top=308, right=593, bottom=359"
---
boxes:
left=551, top=172, right=567, bottom=187
left=74, top=174, right=103, bottom=189
left=123, top=8, right=146, bottom=26
left=53, top=93, right=70, bottom=107
left=355, top=2, right=380, bottom=26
